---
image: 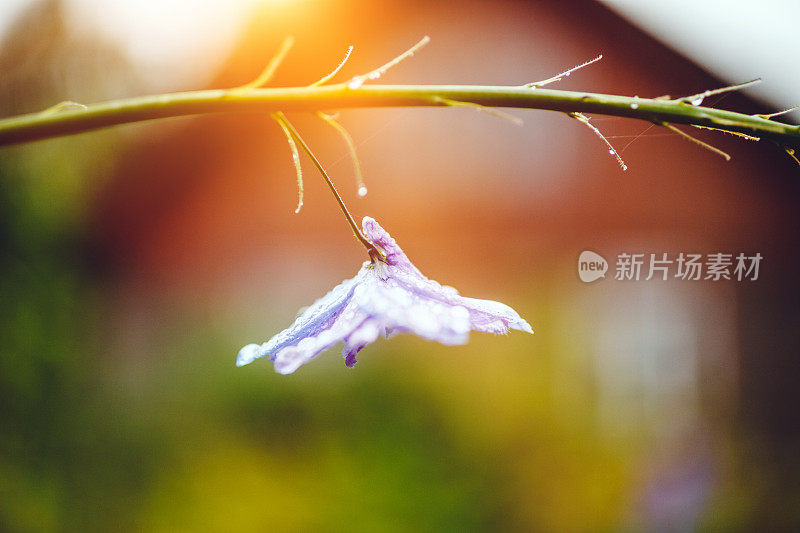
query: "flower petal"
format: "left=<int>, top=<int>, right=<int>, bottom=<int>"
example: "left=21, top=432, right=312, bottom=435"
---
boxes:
left=342, top=318, right=382, bottom=368
left=457, top=296, right=534, bottom=334
left=272, top=299, right=369, bottom=374
left=352, top=274, right=472, bottom=345
left=236, top=264, right=370, bottom=367
left=362, top=216, right=421, bottom=274
left=237, top=217, right=532, bottom=374
left=361, top=218, right=532, bottom=337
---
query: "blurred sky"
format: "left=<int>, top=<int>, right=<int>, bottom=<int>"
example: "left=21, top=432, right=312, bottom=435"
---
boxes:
left=1, top=0, right=798, bottom=120
left=0, top=0, right=258, bottom=90
left=601, top=0, right=800, bottom=122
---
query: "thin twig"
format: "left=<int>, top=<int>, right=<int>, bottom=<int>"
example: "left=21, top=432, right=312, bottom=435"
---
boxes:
left=40, top=101, right=88, bottom=115
left=432, top=96, right=523, bottom=125
left=757, top=106, right=800, bottom=120
left=271, top=112, right=304, bottom=213
left=569, top=112, right=627, bottom=170
left=279, top=118, right=379, bottom=257
left=785, top=148, right=800, bottom=166
left=317, top=111, right=366, bottom=195
left=678, top=78, right=761, bottom=106
left=690, top=124, right=759, bottom=141
left=525, top=54, right=603, bottom=88
left=236, top=36, right=295, bottom=90
left=347, top=36, right=430, bottom=89
left=662, top=122, right=731, bottom=161
left=309, top=46, right=354, bottom=87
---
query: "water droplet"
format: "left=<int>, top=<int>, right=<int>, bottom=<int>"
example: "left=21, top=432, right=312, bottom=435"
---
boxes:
left=368, top=72, right=381, bottom=80
left=621, top=164, right=628, bottom=171
left=348, top=77, right=364, bottom=90
left=630, top=102, right=639, bottom=109
left=690, top=96, right=704, bottom=106
left=357, top=186, right=368, bottom=197
left=565, top=71, right=571, bottom=77
left=608, top=149, right=616, bottom=155
left=441, top=285, right=459, bottom=296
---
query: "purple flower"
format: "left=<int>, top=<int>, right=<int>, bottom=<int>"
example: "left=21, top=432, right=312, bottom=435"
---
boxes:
left=237, top=217, right=532, bottom=374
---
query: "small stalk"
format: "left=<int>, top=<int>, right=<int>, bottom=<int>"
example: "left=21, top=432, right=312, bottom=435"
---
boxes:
left=277, top=116, right=382, bottom=259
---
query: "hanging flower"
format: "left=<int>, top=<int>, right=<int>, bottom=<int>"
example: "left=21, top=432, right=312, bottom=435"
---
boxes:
left=237, top=217, right=532, bottom=374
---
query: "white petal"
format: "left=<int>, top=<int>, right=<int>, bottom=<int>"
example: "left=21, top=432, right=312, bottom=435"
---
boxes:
left=342, top=318, right=382, bottom=367
left=236, top=264, right=371, bottom=367
left=272, top=300, right=369, bottom=374
left=236, top=343, right=265, bottom=367
left=353, top=275, right=471, bottom=346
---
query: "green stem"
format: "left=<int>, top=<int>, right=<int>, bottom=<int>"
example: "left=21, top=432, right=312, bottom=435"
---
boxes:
left=1, top=84, right=798, bottom=149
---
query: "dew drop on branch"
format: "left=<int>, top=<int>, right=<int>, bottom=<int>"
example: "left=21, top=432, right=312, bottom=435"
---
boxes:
left=358, top=186, right=368, bottom=197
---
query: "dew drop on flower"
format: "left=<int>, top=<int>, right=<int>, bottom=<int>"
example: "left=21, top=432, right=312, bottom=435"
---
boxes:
left=608, top=149, right=616, bottom=155
left=358, top=186, right=368, bottom=197
left=368, top=72, right=381, bottom=80
left=691, top=96, right=704, bottom=106
left=565, top=71, right=571, bottom=77
left=630, top=96, right=639, bottom=109
left=348, top=77, right=364, bottom=90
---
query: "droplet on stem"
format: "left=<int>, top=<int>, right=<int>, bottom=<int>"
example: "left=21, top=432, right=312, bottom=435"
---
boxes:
left=690, top=96, right=704, bottom=106
left=358, top=186, right=368, bottom=197
left=348, top=77, right=364, bottom=90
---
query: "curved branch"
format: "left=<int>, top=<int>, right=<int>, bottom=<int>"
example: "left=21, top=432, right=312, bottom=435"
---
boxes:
left=0, top=84, right=798, bottom=149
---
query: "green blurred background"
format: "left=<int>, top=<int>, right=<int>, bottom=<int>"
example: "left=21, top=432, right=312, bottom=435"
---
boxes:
left=1, top=0, right=798, bottom=530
